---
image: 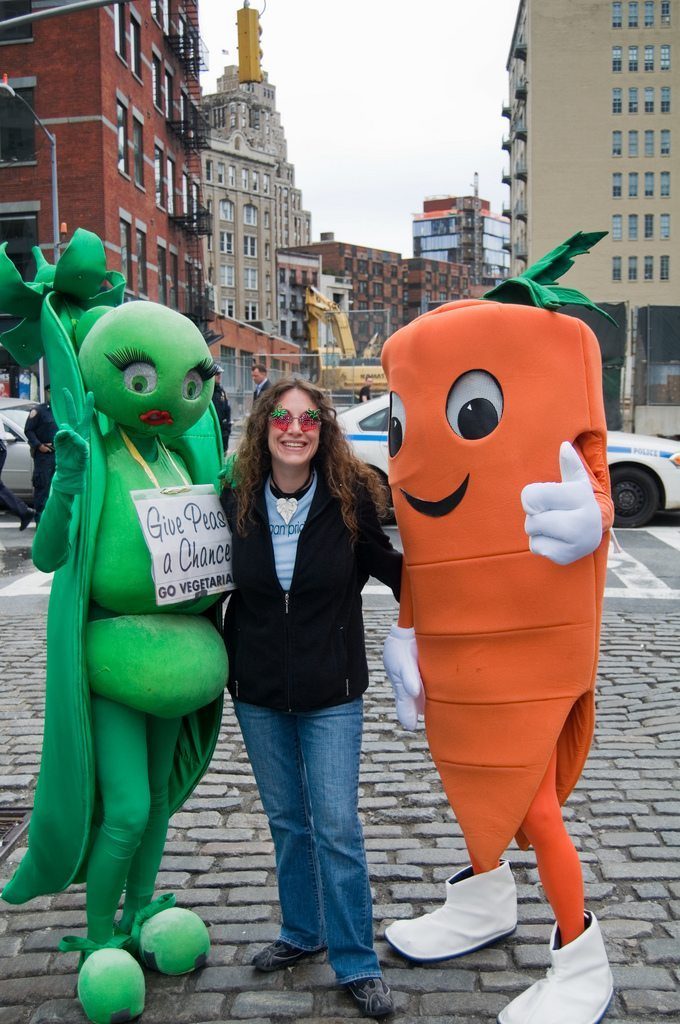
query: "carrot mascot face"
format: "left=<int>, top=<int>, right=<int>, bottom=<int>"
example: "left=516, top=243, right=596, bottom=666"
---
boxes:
left=381, top=233, right=613, bottom=867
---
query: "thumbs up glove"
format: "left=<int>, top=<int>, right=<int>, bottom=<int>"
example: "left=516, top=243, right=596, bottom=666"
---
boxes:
left=521, top=441, right=603, bottom=566
left=383, top=625, right=425, bottom=730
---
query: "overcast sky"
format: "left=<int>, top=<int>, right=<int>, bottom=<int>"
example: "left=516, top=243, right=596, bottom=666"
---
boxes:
left=199, top=1, right=519, bottom=257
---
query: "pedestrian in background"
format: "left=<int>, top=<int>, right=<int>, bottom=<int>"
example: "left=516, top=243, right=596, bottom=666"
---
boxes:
left=211, top=367, right=232, bottom=455
left=0, top=419, right=33, bottom=530
left=220, top=378, right=401, bottom=1018
left=358, top=376, right=372, bottom=403
left=24, top=384, right=57, bottom=523
left=251, top=363, right=271, bottom=402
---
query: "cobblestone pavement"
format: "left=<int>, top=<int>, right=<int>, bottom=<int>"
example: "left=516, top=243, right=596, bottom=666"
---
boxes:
left=1, top=608, right=679, bottom=1024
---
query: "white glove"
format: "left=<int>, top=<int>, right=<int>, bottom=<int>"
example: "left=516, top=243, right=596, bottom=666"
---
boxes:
left=521, top=441, right=603, bottom=566
left=383, top=625, right=425, bottom=730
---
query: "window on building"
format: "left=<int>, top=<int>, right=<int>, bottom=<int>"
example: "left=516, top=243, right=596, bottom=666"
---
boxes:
left=219, top=199, right=234, bottom=221
left=645, top=171, right=655, bottom=196
left=0, top=213, right=37, bottom=278
left=244, top=268, right=258, bottom=290
left=120, top=219, right=132, bottom=290
left=241, top=168, right=248, bottom=189
left=612, top=130, right=622, bottom=156
left=660, top=254, right=670, bottom=280
left=612, top=88, right=623, bottom=114
left=629, top=213, right=639, bottom=239
left=136, top=228, right=147, bottom=293
left=114, top=3, right=126, bottom=60
left=132, top=117, right=144, bottom=186
left=628, top=45, right=638, bottom=71
left=157, top=245, right=167, bottom=305
left=644, top=212, right=654, bottom=238
left=166, top=157, right=175, bottom=215
left=628, top=255, right=638, bottom=281
left=644, top=45, right=654, bottom=71
left=644, top=129, right=654, bottom=156
left=205, top=159, right=213, bottom=182
left=263, top=210, right=271, bottom=229
left=612, top=214, right=623, bottom=240
left=612, top=172, right=623, bottom=197
left=629, top=171, right=639, bottom=196
left=644, top=87, right=655, bottom=112
left=263, top=173, right=270, bottom=193
left=244, top=235, right=257, bottom=257
left=629, top=1, right=639, bottom=27
left=164, top=69, right=173, bottom=119
left=252, top=171, right=259, bottom=192
left=613, top=2, right=623, bottom=27
left=644, top=0, right=654, bottom=26
left=219, top=231, right=233, bottom=254
left=629, top=87, right=639, bottom=113
left=222, top=301, right=234, bottom=319
left=629, top=130, right=639, bottom=156
left=117, top=101, right=128, bottom=175
left=228, top=165, right=235, bottom=186
left=130, top=15, right=142, bottom=79
left=154, top=146, right=165, bottom=207
left=660, top=170, right=671, bottom=195
left=168, top=252, right=178, bottom=308
left=660, top=86, right=671, bottom=112
left=612, top=255, right=622, bottom=281
left=217, top=162, right=225, bottom=185
left=244, top=204, right=257, bottom=225
left=152, top=55, right=163, bottom=108
left=243, top=302, right=258, bottom=321
left=644, top=255, right=654, bottom=280
left=661, top=1, right=671, bottom=24
left=0, top=86, right=35, bottom=163
left=660, top=213, right=670, bottom=238
left=265, top=242, right=271, bottom=260
left=660, top=45, right=671, bottom=71
left=181, top=171, right=189, bottom=215
left=219, top=264, right=235, bottom=287
left=153, top=0, right=170, bottom=33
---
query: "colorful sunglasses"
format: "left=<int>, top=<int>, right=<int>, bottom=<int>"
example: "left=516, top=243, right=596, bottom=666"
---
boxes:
left=270, top=406, right=321, bottom=431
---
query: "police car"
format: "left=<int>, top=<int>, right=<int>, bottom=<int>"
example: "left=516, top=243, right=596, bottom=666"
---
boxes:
left=338, top=395, right=680, bottom=529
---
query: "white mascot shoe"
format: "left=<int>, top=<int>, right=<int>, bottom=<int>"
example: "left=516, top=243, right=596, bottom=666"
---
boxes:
left=385, top=861, right=517, bottom=962
left=498, top=911, right=613, bottom=1024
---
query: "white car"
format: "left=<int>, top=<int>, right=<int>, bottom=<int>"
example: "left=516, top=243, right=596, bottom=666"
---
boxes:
left=338, top=395, right=680, bottom=529
left=0, top=399, right=37, bottom=501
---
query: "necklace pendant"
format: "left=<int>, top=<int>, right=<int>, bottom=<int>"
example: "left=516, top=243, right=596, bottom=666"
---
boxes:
left=276, top=497, right=298, bottom=525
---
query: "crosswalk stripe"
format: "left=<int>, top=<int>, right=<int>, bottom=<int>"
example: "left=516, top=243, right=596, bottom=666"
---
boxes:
left=644, top=527, right=680, bottom=553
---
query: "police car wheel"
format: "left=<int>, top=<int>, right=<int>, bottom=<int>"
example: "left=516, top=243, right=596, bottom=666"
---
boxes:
left=611, top=465, right=660, bottom=529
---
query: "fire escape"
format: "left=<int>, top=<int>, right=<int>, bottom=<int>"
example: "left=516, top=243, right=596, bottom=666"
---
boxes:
left=164, top=1, right=213, bottom=331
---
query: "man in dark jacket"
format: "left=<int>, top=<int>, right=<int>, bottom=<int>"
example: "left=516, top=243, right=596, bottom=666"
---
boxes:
left=251, top=363, right=271, bottom=402
left=24, top=384, right=57, bottom=523
left=211, top=367, right=232, bottom=455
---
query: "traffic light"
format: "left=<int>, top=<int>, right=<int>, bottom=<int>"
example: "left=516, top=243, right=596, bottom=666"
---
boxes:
left=237, top=4, right=263, bottom=84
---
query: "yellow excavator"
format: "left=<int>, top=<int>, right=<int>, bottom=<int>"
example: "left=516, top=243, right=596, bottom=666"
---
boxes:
left=305, top=287, right=387, bottom=393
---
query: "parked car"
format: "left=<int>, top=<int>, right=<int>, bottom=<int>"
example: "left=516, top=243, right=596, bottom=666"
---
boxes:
left=0, top=398, right=37, bottom=501
left=338, top=395, right=680, bottom=529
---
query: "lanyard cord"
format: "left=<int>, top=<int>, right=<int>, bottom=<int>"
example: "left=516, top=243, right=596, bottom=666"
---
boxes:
left=119, top=427, right=191, bottom=490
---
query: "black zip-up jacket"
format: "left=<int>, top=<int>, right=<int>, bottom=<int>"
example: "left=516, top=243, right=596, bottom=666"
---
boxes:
left=220, top=471, right=402, bottom=712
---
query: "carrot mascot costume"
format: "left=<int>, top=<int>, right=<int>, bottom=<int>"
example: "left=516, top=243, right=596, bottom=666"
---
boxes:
left=381, top=234, right=614, bottom=1024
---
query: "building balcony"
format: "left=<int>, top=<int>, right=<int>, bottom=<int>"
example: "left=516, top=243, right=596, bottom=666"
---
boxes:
left=502, top=135, right=512, bottom=152
left=514, top=161, right=528, bottom=181
left=514, top=120, right=527, bottom=141
left=513, top=39, right=528, bottom=61
left=515, top=76, right=527, bottom=100
left=502, top=100, right=511, bottom=119
left=502, top=238, right=512, bottom=252
left=515, top=244, right=528, bottom=261
left=167, top=107, right=209, bottom=152
left=515, top=201, right=527, bottom=221
left=186, top=288, right=213, bottom=327
left=502, top=201, right=512, bottom=218
left=502, top=168, right=511, bottom=186
left=169, top=205, right=212, bottom=236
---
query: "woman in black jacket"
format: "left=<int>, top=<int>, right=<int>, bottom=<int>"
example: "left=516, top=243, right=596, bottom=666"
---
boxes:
left=221, top=378, right=401, bottom=1017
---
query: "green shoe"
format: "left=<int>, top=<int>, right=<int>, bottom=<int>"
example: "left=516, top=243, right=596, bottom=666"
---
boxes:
left=59, top=936, right=144, bottom=1024
left=133, top=898, right=210, bottom=975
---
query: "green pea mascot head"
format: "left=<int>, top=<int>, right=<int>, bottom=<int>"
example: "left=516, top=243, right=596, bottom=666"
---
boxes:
left=77, top=302, right=217, bottom=438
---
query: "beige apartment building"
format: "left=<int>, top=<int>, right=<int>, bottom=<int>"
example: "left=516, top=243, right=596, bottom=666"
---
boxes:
left=202, top=68, right=311, bottom=334
left=505, top=0, right=677, bottom=303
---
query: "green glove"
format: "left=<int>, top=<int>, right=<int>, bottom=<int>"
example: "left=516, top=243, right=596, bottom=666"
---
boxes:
left=52, top=389, right=94, bottom=495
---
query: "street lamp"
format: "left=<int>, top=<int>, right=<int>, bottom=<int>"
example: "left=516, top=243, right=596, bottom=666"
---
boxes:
left=0, top=73, right=60, bottom=399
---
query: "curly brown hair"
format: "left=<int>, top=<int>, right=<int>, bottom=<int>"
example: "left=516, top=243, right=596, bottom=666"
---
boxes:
left=230, top=378, right=388, bottom=540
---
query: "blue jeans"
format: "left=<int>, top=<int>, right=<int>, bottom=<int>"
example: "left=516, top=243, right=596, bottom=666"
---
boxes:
left=234, top=698, right=381, bottom=985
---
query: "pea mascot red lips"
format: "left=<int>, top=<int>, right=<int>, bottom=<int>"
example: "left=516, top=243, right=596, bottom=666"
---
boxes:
left=140, top=409, right=173, bottom=425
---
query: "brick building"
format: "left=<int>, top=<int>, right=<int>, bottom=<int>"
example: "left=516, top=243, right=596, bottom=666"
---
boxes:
left=0, top=0, right=210, bottom=394
left=412, top=194, right=510, bottom=290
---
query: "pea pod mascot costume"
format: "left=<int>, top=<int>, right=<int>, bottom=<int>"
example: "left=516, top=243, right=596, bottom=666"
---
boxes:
left=0, top=230, right=228, bottom=1024
left=381, top=234, right=615, bottom=1024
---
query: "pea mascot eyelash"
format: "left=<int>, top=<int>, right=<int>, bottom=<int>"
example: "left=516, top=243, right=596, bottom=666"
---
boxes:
left=381, top=233, right=615, bottom=1024
left=0, top=229, right=227, bottom=1024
